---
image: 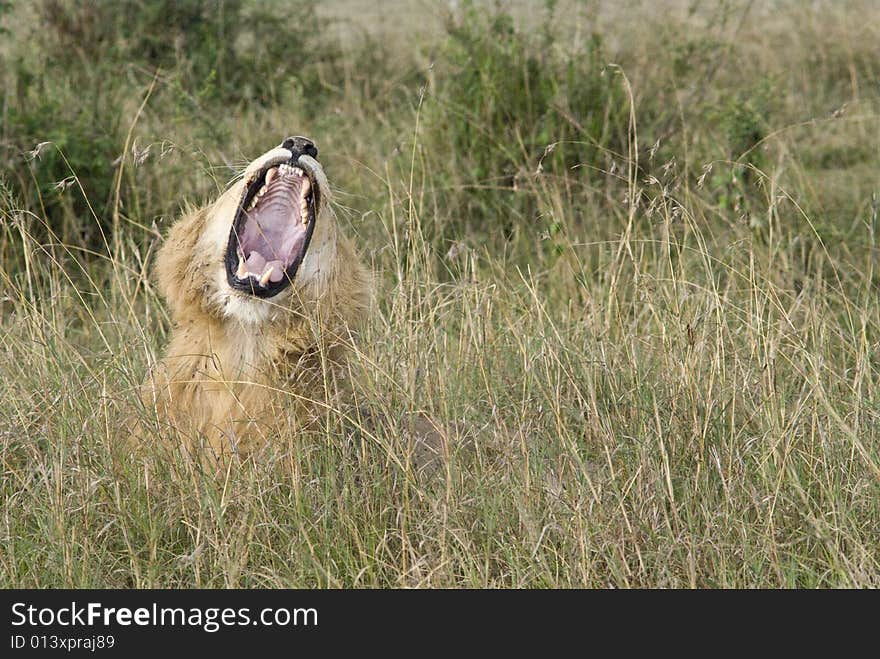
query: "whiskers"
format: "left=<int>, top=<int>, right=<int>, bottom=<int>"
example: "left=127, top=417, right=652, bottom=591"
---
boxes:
left=327, top=187, right=370, bottom=224
left=222, top=161, right=252, bottom=188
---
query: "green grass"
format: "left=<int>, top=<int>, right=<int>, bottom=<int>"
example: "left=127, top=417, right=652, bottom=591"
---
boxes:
left=1, top=0, right=879, bottom=587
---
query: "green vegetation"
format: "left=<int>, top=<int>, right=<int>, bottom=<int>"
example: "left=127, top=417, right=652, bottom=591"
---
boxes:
left=1, top=0, right=878, bottom=587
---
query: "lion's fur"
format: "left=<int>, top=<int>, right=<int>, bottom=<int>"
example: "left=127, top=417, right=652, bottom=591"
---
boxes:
left=138, top=144, right=371, bottom=459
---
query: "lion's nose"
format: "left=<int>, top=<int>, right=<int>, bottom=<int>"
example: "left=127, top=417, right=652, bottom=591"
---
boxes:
left=281, top=136, right=318, bottom=159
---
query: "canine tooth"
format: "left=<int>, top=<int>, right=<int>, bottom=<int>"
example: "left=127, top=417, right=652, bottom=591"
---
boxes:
left=236, top=258, right=247, bottom=279
left=266, top=260, right=284, bottom=282
left=259, top=267, right=273, bottom=286
left=264, top=167, right=277, bottom=185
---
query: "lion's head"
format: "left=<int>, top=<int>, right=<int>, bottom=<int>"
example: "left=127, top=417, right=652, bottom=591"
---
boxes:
left=157, top=136, right=347, bottom=327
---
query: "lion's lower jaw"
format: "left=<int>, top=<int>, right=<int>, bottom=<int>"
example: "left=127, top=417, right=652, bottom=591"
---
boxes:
left=210, top=222, right=339, bottom=325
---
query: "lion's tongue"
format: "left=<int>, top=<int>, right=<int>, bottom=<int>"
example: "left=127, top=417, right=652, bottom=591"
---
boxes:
left=245, top=251, right=284, bottom=282
left=245, top=251, right=266, bottom=273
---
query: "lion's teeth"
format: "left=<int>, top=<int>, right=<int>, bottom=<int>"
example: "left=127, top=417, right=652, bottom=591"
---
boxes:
left=276, top=163, right=306, bottom=178
left=259, top=267, right=273, bottom=287
left=236, top=258, right=247, bottom=279
left=266, top=260, right=284, bottom=282
left=264, top=167, right=277, bottom=186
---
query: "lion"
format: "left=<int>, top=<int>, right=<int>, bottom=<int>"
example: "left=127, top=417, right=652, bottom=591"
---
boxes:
left=136, top=136, right=372, bottom=461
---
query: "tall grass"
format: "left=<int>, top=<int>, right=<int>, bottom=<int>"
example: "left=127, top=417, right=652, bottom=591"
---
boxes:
left=1, top=0, right=878, bottom=587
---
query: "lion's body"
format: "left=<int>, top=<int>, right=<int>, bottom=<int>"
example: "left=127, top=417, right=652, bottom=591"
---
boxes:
left=138, top=141, right=371, bottom=458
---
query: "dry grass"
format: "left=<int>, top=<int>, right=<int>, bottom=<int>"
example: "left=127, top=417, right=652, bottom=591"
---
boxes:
left=1, top=0, right=879, bottom=587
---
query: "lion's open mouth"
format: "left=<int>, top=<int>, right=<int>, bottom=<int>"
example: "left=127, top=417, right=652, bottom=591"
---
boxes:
left=225, top=158, right=319, bottom=297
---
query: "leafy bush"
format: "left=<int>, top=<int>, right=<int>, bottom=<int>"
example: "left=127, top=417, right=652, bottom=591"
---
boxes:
left=2, top=59, right=126, bottom=249
left=420, top=1, right=629, bottom=246
left=37, top=0, right=338, bottom=105
left=0, top=0, right=344, bottom=252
